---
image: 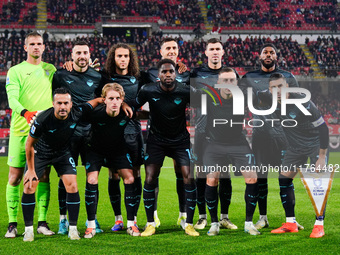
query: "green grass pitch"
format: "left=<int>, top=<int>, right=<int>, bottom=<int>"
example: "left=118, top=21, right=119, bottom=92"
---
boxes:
left=0, top=153, right=339, bottom=254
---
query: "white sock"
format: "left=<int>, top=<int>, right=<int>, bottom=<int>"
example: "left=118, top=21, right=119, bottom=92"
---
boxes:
left=220, top=214, right=228, bottom=220
left=147, top=222, right=156, bottom=227
left=69, top=225, right=77, bottom=231
left=286, top=217, right=296, bottom=223
left=260, top=215, right=267, bottom=220
left=179, top=212, right=187, bottom=218
left=154, top=210, right=158, bottom=219
left=115, top=215, right=123, bottom=222
left=134, top=216, right=137, bottom=223
left=127, top=220, right=134, bottom=228
left=25, top=226, right=33, bottom=232
left=315, top=219, right=324, bottom=226
left=199, top=214, right=207, bottom=219
left=185, top=223, right=193, bottom=228
left=245, top=221, right=253, bottom=227
left=60, top=215, right=67, bottom=221
left=87, top=220, right=95, bottom=228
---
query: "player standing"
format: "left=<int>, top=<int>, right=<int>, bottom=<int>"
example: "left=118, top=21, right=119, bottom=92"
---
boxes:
left=145, top=37, right=189, bottom=228
left=267, top=73, right=329, bottom=238
left=100, top=43, right=144, bottom=232
left=132, top=59, right=198, bottom=236
left=239, top=43, right=304, bottom=230
left=5, top=31, right=56, bottom=238
left=52, top=41, right=103, bottom=234
left=191, top=38, right=236, bottom=230
left=196, top=67, right=259, bottom=235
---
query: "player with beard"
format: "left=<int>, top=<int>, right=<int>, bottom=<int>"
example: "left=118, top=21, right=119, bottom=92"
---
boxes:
left=239, top=43, right=304, bottom=230
left=145, top=37, right=189, bottom=229
left=98, top=43, right=144, bottom=232
left=131, top=59, right=198, bottom=237
left=22, top=88, right=103, bottom=241
left=52, top=41, right=104, bottom=235
left=191, top=38, right=237, bottom=231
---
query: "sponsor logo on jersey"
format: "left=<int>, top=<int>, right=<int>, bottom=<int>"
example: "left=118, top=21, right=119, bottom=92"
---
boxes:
left=6, top=77, right=10, bottom=84
left=176, top=77, right=182, bottom=82
left=254, top=80, right=261, bottom=83
left=26, top=72, right=32, bottom=76
left=45, top=70, right=49, bottom=76
left=98, top=123, right=105, bottom=126
left=87, top=80, right=94, bottom=87
left=119, top=120, right=127, bottom=126
left=66, top=80, right=74, bottom=84
left=174, top=98, right=182, bottom=105
left=70, top=123, right=76, bottom=129
left=152, top=98, right=160, bottom=101
left=48, top=129, right=57, bottom=133
left=201, top=76, right=209, bottom=79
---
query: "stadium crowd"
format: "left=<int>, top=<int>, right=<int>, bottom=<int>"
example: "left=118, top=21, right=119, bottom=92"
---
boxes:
left=0, top=0, right=37, bottom=25
left=43, top=0, right=338, bottom=30
left=307, top=36, right=339, bottom=77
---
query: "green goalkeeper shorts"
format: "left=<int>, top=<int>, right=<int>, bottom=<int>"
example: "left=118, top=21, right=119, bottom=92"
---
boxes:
left=7, top=134, right=27, bottom=168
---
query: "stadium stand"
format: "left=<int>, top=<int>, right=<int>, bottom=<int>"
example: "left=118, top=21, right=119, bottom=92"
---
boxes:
left=307, top=36, right=339, bottom=77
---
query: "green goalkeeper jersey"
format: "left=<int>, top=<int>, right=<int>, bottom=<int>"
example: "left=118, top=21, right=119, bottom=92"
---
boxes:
left=6, top=61, right=56, bottom=136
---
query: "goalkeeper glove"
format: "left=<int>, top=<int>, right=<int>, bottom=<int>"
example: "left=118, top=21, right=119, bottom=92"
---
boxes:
left=21, top=109, right=37, bottom=124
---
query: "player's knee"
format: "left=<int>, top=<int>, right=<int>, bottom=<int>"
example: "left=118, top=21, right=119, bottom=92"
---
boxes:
left=245, top=177, right=257, bottom=184
left=64, top=182, right=78, bottom=193
left=8, top=175, right=22, bottom=186
left=39, top=173, right=50, bottom=182
left=123, top=175, right=134, bottom=184
left=206, top=177, right=219, bottom=186
left=24, top=183, right=38, bottom=194
left=144, top=176, right=157, bottom=185
left=87, top=176, right=98, bottom=185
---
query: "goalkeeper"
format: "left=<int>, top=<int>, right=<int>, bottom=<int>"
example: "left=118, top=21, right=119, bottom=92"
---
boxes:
left=5, top=31, right=56, bottom=238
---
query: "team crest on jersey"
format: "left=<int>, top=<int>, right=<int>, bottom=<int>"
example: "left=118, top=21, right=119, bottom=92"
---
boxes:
left=174, top=98, right=182, bottom=105
left=87, top=80, right=94, bottom=87
left=119, top=120, right=127, bottom=126
left=289, top=112, right=296, bottom=119
left=6, top=77, right=9, bottom=85
left=130, top=77, right=136, bottom=83
left=176, top=77, right=182, bottom=82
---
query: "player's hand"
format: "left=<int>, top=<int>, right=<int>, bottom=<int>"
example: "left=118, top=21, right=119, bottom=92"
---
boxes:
left=89, top=58, right=100, bottom=71
left=315, top=157, right=326, bottom=172
left=29, top=110, right=42, bottom=127
left=23, top=170, right=38, bottom=189
left=177, top=61, right=187, bottom=74
left=122, top=103, right=133, bottom=118
left=63, top=61, right=73, bottom=72
left=24, top=111, right=37, bottom=124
